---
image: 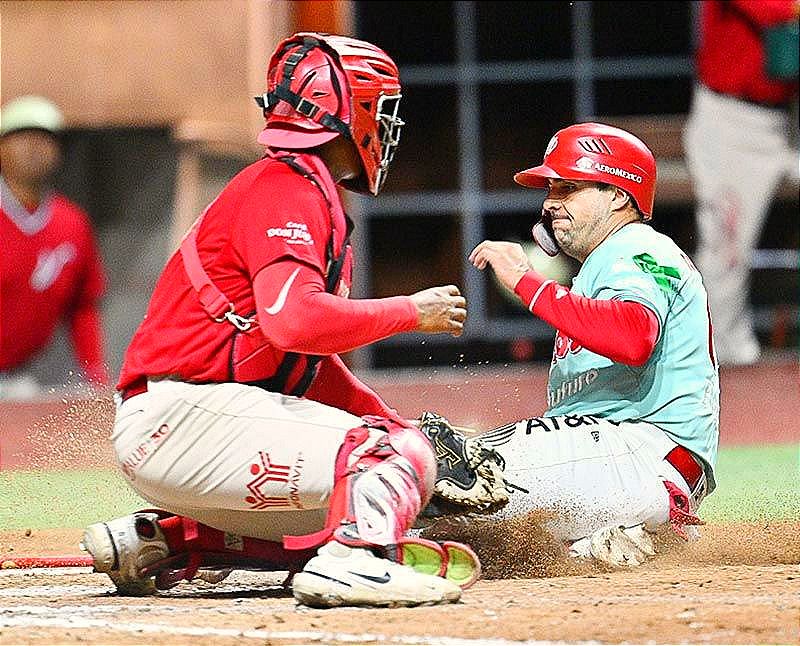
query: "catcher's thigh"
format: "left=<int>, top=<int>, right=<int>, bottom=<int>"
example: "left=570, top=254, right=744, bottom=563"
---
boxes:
left=477, top=416, right=700, bottom=541
left=111, top=380, right=364, bottom=541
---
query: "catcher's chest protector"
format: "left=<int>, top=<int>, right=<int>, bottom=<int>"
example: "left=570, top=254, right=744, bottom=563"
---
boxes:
left=179, top=153, right=350, bottom=396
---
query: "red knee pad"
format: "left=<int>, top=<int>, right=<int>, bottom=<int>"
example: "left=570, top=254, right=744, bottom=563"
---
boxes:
left=363, top=415, right=437, bottom=504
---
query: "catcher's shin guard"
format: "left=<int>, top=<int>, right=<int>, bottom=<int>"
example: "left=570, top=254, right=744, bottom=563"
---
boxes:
left=284, top=417, right=435, bottom=550
left=283, top=417, right=482, bottom=589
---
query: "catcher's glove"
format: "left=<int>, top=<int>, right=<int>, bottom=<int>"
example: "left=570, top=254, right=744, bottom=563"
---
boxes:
left=417, top=411, right=511, bottom=514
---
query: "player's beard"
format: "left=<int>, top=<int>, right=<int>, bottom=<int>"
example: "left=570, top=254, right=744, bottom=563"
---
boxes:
left=551, top=202, right=581, bottom=260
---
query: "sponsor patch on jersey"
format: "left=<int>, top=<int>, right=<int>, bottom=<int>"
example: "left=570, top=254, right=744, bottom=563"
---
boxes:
left=266, top=221, right=314, bottom=246
left=632, top=252, right=681, bottom=294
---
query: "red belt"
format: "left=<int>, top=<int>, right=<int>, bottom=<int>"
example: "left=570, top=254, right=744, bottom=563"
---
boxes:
left=120, top=377, right=148, bottom=402
left=665, top=445, right=703, bottom=491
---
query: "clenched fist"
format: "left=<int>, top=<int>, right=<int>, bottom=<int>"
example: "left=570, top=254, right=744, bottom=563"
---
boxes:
left=409, top=285, right=467, bottom=336
left=469, top=241, right=531, bottom=292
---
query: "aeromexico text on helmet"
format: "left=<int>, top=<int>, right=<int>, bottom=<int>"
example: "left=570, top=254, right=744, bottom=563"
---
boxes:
left=575, top=157, right=643, bottom=183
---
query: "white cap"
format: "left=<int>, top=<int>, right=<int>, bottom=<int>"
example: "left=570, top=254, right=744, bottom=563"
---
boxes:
left=0, top=95, right=64, bottom=137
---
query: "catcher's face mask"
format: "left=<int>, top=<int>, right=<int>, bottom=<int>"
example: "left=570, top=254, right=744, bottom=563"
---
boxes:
left=372, top=92, right=404, bottom=193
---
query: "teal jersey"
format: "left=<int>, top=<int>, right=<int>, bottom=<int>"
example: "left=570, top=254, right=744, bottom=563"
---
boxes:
left=546, top=223, right=720, bottom=489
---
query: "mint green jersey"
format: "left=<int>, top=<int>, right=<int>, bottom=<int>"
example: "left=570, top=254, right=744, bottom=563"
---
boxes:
left=546, top=223, right=720, bottom=489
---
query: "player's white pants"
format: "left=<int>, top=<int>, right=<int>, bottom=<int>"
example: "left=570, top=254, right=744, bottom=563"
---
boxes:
left=477, top=415, right=708, bottom=541
left=683, top=83, right=798, bottom=365
left=111, top=380, right=372, bottom=542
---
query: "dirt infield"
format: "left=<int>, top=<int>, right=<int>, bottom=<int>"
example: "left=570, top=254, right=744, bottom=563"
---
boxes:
left=1, top=520, right=798, bottom=645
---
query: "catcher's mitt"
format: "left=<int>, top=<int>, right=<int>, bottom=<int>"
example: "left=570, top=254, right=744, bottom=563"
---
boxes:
left=417, top=411, right=511, bottom=514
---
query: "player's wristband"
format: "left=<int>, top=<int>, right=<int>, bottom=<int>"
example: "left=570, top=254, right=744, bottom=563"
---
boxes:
left=514, top=271, right=555, bottom=313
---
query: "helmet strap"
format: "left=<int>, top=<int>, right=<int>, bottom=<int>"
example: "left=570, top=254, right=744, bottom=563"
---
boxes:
left=255, top=37, right=352, bottom=141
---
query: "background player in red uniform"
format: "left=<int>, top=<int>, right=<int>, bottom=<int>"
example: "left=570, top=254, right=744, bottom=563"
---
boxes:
left=0, top=95, right=108, bottom=396
left=82, top=33, right=507, bottom=608
left=683, top=0, right=799, bottom=365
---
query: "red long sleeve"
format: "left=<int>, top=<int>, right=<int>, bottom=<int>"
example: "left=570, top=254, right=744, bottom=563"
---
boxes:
left=514, top=271, right=659, bottom=366
left=729, top=0, right=796, bottom=27
left=304, top=353, right=397, bottom=418
left=253, top=259, right=418, bottom=356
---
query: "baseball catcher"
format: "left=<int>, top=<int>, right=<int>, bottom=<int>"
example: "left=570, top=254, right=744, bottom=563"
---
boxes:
left=80, top=32, right=508, bottom=608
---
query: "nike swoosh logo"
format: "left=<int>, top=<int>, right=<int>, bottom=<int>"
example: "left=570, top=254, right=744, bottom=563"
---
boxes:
left=349, top=570, right=391, bottom=584
left=264, top=267, right=301, bottom=315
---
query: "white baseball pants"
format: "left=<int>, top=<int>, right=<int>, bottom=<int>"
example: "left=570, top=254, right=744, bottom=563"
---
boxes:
left=683, top=83, right=797, bottom=365
left=111, top=379, right=368, bottom=542
left=478, top=415, right=708, bottom=541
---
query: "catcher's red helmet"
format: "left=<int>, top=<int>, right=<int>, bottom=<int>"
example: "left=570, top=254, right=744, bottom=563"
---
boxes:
left=514, top=122, right=657, bottom=219
left=256, top=32, right=403, bottom=195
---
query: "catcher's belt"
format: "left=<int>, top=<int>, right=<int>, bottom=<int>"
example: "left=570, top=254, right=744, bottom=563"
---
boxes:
left=120, top=376, right=148, bottom=402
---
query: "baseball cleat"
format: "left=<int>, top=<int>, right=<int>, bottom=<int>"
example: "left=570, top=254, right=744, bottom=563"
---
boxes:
left=292, top=540, right=462, bottom=608
left=81, top=512, right=170, bottom=596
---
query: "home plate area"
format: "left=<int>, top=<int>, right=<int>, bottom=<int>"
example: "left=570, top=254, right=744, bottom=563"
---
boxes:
left=1, top=522, right=798, bottom=646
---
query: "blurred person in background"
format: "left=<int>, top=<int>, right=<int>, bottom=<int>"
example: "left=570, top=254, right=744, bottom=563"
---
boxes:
left=0, top=95, right=109, bottom=397
left=683, top=0, right=800, bottom=366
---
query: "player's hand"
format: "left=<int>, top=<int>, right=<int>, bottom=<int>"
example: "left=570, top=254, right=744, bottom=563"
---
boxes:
left=409, top=284, right=467, bottom=337
left=469, top=241, right=531, bottom=292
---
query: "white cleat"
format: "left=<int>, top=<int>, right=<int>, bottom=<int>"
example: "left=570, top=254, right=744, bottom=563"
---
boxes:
left=81, top=512, right=170, bottom=596
left=569, top=523, right=656, bottom=568
left=292, top=541, right=462, bottom=608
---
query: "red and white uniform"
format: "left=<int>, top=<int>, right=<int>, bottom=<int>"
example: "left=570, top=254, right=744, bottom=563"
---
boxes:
left=684, top=0, right=799, bottom=365
left=0, top=180, right=107, bottom=384
left=696, top=0, right=797, bottom=106
left=112, top=152, right=421, bottom=542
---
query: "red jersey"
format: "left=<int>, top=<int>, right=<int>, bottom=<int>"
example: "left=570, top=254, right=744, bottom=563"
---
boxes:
left=1, top=184, right=107, bottom=381
left=119, top=153, right=416, bottom=412
left=697, top=0, right=798, bottom=106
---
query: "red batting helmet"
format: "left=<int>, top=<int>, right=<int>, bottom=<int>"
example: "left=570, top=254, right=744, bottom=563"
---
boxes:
left=514, top=122, right=657, bottom=219
left=256, top=33, right=404, bottom=195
